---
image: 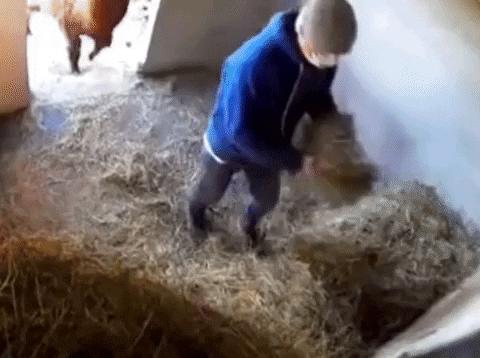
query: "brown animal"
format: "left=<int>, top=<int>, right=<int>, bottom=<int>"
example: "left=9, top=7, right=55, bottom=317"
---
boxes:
left=49, top=0, right=130, bottom=73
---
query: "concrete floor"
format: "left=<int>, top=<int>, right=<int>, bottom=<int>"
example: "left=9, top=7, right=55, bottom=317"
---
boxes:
left=27, top=0, right=158, bottom=103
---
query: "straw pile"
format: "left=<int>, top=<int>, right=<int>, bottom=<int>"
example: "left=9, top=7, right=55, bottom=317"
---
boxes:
left=293, top=182, right=480, bottom=351
left=1, top=182, right=477, bottom=357
left=0, top=73, right=479, bottom=357
left=0, top=234, right=292, bottom=358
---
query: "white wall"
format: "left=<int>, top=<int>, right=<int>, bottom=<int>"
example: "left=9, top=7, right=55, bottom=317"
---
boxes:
left=0, top=0, right=30, bottom=113
left=338, top=2, right=480, bottom=353
left=333, top=0, right=480, bottom=224
left=142, top=0, right=297, bottom=73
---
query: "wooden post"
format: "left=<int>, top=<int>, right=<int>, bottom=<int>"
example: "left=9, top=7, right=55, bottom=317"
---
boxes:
left=0, top=0, right=30, bottom=114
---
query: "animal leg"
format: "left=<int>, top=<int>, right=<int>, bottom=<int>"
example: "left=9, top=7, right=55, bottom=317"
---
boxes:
left=68, top=36, right=81, bottom=74
left=88, top=43, right=102, bottom=61
left=89, top=35, right=112, bottom=61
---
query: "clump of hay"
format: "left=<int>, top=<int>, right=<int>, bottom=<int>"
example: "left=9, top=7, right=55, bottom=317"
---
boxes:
left=293, top=182, right=480, bottom=351
left=291, top=111, right=377, bottom=206
left=0, top=235, right=301, bottom=358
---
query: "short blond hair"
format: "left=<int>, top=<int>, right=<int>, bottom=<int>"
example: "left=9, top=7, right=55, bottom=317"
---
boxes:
left=295, top=0, right=357, bottom=55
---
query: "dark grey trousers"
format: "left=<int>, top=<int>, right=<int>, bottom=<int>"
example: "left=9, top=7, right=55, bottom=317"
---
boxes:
left=189, top=150, right=280, bottom=234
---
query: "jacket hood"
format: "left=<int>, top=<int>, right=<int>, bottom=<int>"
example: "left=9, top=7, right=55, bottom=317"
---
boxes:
left=267, top=9, right=309, bottom=66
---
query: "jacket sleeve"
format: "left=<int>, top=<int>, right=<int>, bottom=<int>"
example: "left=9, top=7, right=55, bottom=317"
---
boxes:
left=233, top=128, right=303, bottom=171
left=230, top=61, right=303, bottom=172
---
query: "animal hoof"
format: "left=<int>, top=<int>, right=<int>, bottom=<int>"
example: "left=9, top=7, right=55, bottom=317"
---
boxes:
left=89, top=50, right=100, bottom=61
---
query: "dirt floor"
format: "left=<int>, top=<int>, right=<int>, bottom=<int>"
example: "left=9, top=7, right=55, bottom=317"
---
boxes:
left=1, top=2, right=480, bottom=356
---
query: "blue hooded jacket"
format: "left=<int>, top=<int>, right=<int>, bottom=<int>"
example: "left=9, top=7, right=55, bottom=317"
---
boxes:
left=205, top=9, right=337, bottom=172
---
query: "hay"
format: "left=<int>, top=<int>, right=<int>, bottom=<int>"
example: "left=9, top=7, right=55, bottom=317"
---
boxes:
left=1, top=184, right=477, bottom=358
left=293, top=182, right=480, bottom=350
left=0, top=235, right=297, bottom=358
left=291, top=111, right=377, bottom=206
left=1, top=73, right=479, bottom=357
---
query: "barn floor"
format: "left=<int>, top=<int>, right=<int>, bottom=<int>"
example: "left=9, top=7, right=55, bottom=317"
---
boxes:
left=0, top=71, right=219, bottom=241
left=0, top=69, right=336, bottom=355
left=1, top=2, right=479, bottom=356
left=0, top=67, right=339, bottom=262
left=0, top=68, right=479, bottom=356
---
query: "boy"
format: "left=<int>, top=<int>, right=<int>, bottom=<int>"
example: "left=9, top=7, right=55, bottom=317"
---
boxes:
left=188, top=0, right=357, bottom=249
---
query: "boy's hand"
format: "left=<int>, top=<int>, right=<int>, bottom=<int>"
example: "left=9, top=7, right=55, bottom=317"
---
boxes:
left=301, top=156, right=317, bottom=177
left=287, top=156, right=317, bottom=178
left=288, top=156, right=317, bottom=178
